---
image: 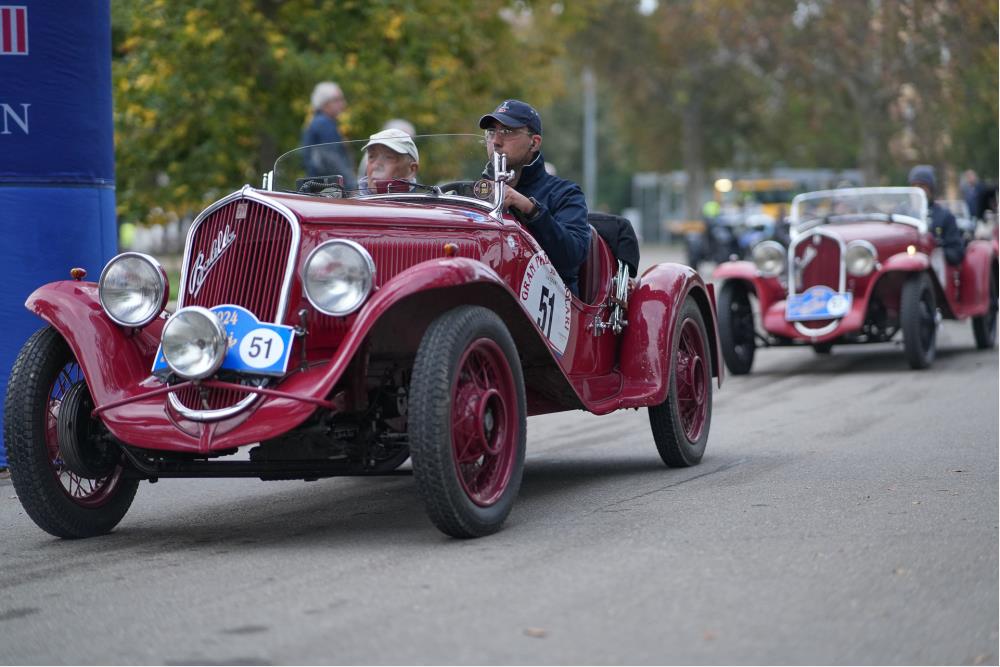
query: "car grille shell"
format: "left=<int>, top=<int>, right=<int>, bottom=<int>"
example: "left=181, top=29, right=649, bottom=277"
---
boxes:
left=173, top=195, right=297, bottom=416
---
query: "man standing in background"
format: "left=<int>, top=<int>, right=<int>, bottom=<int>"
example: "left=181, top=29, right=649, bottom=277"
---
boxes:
left=301, top=81, right=357, bottom=190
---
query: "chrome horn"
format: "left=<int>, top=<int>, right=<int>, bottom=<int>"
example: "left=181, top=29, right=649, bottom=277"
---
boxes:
left=490, top=151, right=515, bottom=218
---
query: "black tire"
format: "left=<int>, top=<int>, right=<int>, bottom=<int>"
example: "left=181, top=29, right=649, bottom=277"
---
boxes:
left=648, top=297, right=713, bottom=467
left=972, top=267, right=998, bottom=349
left=901, top=273, right=937, bottom=369
left=718, top=281, right=756, bottom=375
left=812, top=342, right=834, bottom=355
left=4, top=327, right=139, bottom=538
left=409, top=307, right=526, bottom=538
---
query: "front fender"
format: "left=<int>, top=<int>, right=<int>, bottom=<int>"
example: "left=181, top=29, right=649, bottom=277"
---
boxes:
left=262, top=256, right=551, bottom=411
left=76, top=259, right=573, bottom=453
left=712, top=260, right=786, bottom=311
left=619, top=263, right=720, bottom=409
left=24, top=281, right=164, bottom=409
left=880, top=251, right=930, bottom=273
left=712, top=260, right=759, bottom=282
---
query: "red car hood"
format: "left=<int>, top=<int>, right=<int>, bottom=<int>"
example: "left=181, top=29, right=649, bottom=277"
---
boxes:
left=260, top=190, right=495, bottom=227
left=802, top=222, right=922, bottom=248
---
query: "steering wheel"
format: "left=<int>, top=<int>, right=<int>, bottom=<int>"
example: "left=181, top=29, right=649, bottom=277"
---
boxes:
left=436, top=181, right=477, bottom=197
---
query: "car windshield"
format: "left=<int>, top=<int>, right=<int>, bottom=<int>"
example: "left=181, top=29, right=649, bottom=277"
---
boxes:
left=271, top=133, right=492, bottom=203
left=790, top=187, right=928, bottom=229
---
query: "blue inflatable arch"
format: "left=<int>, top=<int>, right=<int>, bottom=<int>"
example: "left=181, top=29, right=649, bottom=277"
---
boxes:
left=0, top=2, right=116, bottom=466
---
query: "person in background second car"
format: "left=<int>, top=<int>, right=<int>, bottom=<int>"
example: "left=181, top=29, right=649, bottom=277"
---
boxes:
left=909, top=164, right=965, bottom=266
left=479, top=99, right=590, bottom=296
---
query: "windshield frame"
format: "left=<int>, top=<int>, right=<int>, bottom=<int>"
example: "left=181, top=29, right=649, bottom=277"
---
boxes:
left=790, top=187, right=928, bottom=234
left=268, top=133, right=499, bottom=212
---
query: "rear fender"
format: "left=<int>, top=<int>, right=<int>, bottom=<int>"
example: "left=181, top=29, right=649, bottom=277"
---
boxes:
left=620, top=264, right=720, bottom=407
left=24, top=281, right=164, bottom=408
left=957, top=241, right=997, bottom=317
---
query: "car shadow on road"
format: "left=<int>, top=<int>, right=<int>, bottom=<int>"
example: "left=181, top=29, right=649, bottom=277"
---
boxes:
left=14, top=455, right=744, bottom=556
left=518, top=453, right=742, bottom=503
left=749, top=342, right=992, bottom=376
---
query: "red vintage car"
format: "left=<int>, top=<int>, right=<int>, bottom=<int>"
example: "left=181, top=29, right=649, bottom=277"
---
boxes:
left=713, top=186, right=998, bottom=373
left=5, top=135, right=722, bottom=539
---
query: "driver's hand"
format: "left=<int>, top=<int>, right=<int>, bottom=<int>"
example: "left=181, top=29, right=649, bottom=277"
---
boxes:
left=504, top=188, right=536, bottom=217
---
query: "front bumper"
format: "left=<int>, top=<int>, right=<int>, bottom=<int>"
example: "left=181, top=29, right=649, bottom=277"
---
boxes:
left=762, top=297, right=867, bottom=343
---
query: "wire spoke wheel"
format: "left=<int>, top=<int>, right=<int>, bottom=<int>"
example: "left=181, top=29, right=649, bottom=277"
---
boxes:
left=5, top=327, right=139, bottom=538
left=45, top=364, right=122, bottom=507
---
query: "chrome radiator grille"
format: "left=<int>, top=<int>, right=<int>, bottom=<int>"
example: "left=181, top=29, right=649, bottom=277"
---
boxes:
left=180, top=198, right=295, bottom=322
left=173, top=195, right=296, bottom=419
left=792, top=233, right=841, bottom=291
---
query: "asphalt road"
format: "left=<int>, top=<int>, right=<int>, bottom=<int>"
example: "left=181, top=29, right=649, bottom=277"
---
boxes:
left=1, top=246, right=997, bottom=665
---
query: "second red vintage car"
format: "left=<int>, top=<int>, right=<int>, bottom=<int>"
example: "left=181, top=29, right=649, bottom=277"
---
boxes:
left=5, top=135, right=722, bottom=539
left=713, top=187, right=998, bottom=373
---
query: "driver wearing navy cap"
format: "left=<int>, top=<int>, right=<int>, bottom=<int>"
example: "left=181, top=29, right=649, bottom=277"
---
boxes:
left=479, top=100, right=591, bottom=296
left=908, top=164, right=965, bottom=266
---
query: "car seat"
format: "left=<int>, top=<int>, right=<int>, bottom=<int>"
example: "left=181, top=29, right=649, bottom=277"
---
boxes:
left=577, top=227, right=612, bottom=305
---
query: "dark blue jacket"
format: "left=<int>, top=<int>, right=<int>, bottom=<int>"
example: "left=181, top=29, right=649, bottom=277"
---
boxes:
left=929, top=199, right=965, bottom=266
left=505, top=152, right=591, bottom=294
left=301, top=114, right=356, bottom=189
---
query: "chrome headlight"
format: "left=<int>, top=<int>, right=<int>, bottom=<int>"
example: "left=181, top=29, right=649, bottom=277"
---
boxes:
left=98, top=252, right=169, bottom=327
left=845, top=241, right=877, bottom=276
left=161, top=307, right=226, bottom=380
left=303, top=240, right=375, bottom=316
left=752, top=241, right=786, bottom=277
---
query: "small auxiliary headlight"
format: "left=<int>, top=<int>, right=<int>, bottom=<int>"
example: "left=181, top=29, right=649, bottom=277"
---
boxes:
left=302, top=240, right=375, bottom=316
left=752, top=241, right=787, bottom=277
left=98, top=252, right=169, bottom=328
left=161, top=307, right=227, bottom=380
left=845, top=241, right=877, bottom=276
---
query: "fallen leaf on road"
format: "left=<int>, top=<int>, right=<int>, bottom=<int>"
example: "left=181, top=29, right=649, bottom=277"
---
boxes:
left=703, top=631, right=717, bottom=641
left=524, top=628, right=547, bottom=638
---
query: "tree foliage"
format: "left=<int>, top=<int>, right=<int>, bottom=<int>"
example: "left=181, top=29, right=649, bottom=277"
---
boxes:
left=112, top=1, right=997, bottom=221
left=112, top=0, right=589, bottom=220
left=563, top=0, right=997, bottom=215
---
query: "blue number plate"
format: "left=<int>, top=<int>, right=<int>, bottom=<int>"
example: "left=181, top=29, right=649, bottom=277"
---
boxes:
left=152, top=304, right=295, bottom=376
left=785, top=286, right=853, bottom=322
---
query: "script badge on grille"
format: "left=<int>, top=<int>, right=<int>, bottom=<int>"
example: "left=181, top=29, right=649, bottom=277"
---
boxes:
left=188, top=223, right=237, bottom=297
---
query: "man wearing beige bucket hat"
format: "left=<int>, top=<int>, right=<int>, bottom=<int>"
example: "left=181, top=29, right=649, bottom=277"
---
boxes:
left=360, top=128, right=420, bottom=194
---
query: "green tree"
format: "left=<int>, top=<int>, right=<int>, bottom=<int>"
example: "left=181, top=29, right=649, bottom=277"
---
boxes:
left=556, top=0, right=997, bottom=213
left=112, top=0, right=588, bottom=220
